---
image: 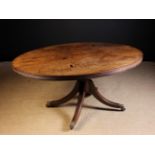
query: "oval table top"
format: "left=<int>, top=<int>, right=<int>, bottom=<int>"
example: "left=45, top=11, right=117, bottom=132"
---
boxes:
left=12, top=42, right=143, bottom=80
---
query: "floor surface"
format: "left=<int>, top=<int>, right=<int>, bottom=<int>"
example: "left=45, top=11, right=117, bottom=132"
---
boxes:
left=0, top=62, right=155, bottom=134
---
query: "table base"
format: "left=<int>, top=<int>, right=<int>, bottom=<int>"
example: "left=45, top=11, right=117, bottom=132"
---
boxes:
left=46, top=79, right=126, bottom=129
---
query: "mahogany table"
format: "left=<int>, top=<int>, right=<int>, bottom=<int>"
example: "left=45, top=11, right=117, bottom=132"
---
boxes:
left=12, top=42, right=143, bottom=129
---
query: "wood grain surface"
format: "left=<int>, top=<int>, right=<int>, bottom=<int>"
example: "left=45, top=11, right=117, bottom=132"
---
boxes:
left=12, top=42, right=143, bottom=80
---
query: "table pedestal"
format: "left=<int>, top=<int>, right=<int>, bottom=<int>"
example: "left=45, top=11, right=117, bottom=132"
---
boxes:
left=46, top=79, right=125, bottom=129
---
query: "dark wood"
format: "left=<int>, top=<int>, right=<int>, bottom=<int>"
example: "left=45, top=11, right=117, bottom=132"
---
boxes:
left=12, top=42, right=143, bottom=80
left=88, top=80, right=125, bottom=111
left=70, top=80, right=87, bottom=129
left=46, top=81, right=79, bottom=107
left=47, top=79, right=125, bottom=129
left=12, top=42, right=143, bottom=129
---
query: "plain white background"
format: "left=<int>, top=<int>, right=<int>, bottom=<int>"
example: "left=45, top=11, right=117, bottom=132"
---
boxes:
left=0, top=0, right=155, bottom=19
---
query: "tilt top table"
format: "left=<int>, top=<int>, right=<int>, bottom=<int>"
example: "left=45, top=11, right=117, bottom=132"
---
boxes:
left=12, top=42, right=143, bottom=129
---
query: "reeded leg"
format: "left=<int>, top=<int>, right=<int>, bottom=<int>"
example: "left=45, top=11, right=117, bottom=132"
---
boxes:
left=89, top=80, right=125, bottom=111
left=46, top=81, right=79, bottom=107
left=70, top=81, right=87, bottom=129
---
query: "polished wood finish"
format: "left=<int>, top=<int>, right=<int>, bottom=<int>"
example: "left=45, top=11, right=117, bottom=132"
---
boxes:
left=12, top=42, right=143, bottom=80
left=12, top=42, right=143, bottom=129
left=47, top=79, right=125, bottom=129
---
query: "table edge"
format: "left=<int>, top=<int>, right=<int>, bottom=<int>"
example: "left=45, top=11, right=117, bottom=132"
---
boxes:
left=12, top=57, right=143, bottom=81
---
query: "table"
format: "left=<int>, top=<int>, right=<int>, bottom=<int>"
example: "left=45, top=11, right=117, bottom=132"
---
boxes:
left=12, top=42, right=143, bottom=129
